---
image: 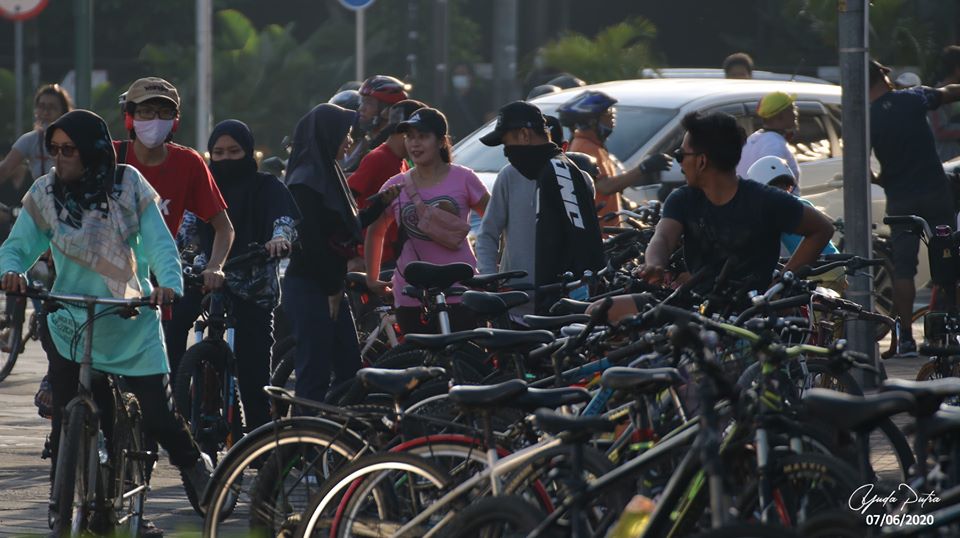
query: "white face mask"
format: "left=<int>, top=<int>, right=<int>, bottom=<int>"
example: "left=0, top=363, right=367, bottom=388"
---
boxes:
left=452, top=75, right=471, bottom=91
left=134, top=119, right=175, bottom=148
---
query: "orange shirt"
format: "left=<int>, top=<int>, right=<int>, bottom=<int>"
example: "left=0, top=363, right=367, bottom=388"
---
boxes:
left=568, top=130, right=620, bottom=224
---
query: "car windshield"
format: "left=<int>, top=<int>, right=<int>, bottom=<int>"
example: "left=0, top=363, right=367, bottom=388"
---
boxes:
left=453, top=104, right=676, bottom=173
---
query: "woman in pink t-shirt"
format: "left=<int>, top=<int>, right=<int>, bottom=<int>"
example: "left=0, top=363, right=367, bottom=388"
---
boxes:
left=364, top=108, right=489, bottom=334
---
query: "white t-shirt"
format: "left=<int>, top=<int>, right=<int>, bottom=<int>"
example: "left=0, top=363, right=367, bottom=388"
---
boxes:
left=736, top=130, right=801, bottom=184
left=11, top=129, right=53, bottom=180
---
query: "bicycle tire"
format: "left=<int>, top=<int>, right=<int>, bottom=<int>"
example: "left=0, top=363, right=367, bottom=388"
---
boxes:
left=294, top=452, right=453, bottom=538
left=52, top=404, right=92, bottom=537
left=434, top=495, right=547, bottom=537
left=110, top=392, right=146, bottom=537
left=733, top=452, right=861, bottom=530
left=269, top=346, right=298, bottom=417
left=504, top=440, right=631, bottom=534
left=738, top=357, right=914, bottom=481
left=916, top=358, right=960, bottom=381
left=174, top=339, right=243, bottom=516
left=0, top=295, right=26, bottom=383
left=272, top=335, right=296, bottom=366
left=203, top=417, right=365, bottom=538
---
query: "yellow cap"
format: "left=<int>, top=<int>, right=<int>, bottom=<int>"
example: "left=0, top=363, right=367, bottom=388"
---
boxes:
left=756, top=91, right=796, bottom=119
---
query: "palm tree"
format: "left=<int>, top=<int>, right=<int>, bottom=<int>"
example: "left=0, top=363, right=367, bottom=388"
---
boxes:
left=538, top=17, right=661, bottom=83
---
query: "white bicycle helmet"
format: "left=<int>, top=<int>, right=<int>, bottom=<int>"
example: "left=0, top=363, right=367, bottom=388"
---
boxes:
left=746, top=155, right=796, bottom=187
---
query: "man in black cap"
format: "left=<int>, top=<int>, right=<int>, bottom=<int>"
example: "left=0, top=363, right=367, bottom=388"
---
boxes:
left=476, top=101, right=603, bottom=315
left=870, top=59, right=960, bottom=354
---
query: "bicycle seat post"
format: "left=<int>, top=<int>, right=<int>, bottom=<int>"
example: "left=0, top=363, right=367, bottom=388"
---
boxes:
left=436, top=291, right=452, bottom=335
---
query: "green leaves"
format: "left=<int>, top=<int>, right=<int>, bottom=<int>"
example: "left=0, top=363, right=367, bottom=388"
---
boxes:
left=540, top=17, right=660, bottom=84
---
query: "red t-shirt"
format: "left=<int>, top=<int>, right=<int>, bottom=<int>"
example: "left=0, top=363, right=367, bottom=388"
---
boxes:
left=348, top=143, right=403, bottom=264
left=114, top=141, right=227, bottom=235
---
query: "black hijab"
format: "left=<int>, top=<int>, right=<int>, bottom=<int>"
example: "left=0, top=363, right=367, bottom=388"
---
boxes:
left=45, top=110, right=117, bottom=226
left=285, top=103, right=360, bottom=242
left=205, top=119, right=300, bottom=256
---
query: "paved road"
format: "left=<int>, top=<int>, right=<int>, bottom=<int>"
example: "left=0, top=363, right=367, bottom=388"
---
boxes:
left=0, top=341, right=206, bottom=537
left=0, top=321, right=928, bottom=536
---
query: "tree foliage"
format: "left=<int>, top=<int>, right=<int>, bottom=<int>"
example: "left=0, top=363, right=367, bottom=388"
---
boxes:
left=783, top=0, right=944, bottom=80
left=539, top=17, right=660, bottom=83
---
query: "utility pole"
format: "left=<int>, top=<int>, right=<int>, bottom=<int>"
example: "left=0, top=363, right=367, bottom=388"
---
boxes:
left=838, top=0, right=875, bottom=376
left=196, top=0, right=213, bottom=152
left=491, top=0, right=519, bottom=109
left=432, top=0, right=449, bottom=105
left=74, top=0, right=93, bottom=108
left=14, top=20, right=23, bottom=137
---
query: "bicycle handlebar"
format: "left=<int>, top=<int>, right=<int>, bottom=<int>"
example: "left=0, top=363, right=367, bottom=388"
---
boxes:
left=883, top=215, right=933, bottom=239
left=5, top=287, right=164, bottom=307
left=794, top=256, right=884, bottom=279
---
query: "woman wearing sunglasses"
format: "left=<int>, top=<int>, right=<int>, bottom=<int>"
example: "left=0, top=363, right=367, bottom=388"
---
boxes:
left=0, top=110, right=212, bottom=534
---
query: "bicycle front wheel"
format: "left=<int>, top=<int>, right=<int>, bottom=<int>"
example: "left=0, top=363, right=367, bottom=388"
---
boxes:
left=52, top=404, right=95, bottom=537
left=110, top=393, right=148, bottom=537
left=435, top=495, right=546, bottom=537
left=0, top=295, right=26, bottom=383
left=295, top=452, right=453, bottom=538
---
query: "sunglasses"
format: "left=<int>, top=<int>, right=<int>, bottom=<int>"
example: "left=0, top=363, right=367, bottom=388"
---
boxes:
left=47, top=143, right=78, bottom=158
left=672, top=147, right=703, bottom=164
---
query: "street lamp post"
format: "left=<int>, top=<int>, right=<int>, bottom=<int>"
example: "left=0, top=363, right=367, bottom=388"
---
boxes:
left=839, top=0, right=876, bottom=380
left=74, top=0, right=93, bottom=109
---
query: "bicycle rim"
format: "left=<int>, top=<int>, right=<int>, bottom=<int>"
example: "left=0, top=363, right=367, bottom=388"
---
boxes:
left=0, top=296, right=25, bottom=383
left=204, top=425, right=361, bottom=538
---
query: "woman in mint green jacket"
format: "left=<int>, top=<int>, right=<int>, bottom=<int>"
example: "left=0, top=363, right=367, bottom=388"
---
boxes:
left=0, top=110, right=210, bottom=527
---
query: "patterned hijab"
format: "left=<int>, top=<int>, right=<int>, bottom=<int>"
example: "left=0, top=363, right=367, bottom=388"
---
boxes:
left=26, top=109, right=159, bottom=298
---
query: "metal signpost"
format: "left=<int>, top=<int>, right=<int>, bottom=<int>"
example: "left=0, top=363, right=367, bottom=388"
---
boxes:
left=0, top=0, right=49, bottom=136
left=838, top=0, right=876, bottom=380
left=339, top=0, right=376, bottom=82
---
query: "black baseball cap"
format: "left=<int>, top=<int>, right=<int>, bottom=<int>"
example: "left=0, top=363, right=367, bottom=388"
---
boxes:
left=396, top=107, right=448, bottom=138
left=480, top=101, right=547, bottom=146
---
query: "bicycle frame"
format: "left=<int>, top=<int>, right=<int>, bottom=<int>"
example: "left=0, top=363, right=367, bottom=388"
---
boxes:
left=360, top=306, right=399, bottom=357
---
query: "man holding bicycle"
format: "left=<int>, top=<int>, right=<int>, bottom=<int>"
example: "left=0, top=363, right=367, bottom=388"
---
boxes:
left=870, top=59, right=960, bottom=354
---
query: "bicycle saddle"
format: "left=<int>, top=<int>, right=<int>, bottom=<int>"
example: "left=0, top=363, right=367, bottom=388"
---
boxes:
left=522, top=314, right=591, bottom=330
left=465, top=270, right=527, bottom=289
left=404, top=329, right=494, bottom=351
left=513, top=386, right=591, bottom=411
left=879, top=378, right=960, bottom=418
left=460, top=290, right=529, bottom=316
left=549, top=298, right=591, bottom=315
left=448, top=379, right=528, bottom=408
left=600, top=367, right=685, bottom=394
left=534, top=409, right=615, bottom=437
left=357, top=366, right=447, bottom=400
left=469, top=329, right=555, bottom=351
left=802, top=389, right=915, bottom=432
left=404, top=262, right=474, bottom=291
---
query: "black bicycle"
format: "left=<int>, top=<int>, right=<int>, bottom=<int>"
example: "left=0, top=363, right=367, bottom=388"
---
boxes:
left=174, top=244, right=281, bottom=515
left=7, top=288, right=158, bottom=538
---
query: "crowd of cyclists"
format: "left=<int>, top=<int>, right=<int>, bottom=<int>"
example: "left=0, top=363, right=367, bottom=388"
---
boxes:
left=2, top=47, right=960, bottom=536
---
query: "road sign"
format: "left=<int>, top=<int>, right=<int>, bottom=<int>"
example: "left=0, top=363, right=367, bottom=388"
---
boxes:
left=338, top=0, right=375, bottom=12
left=0, top=0, right=48, bottom=20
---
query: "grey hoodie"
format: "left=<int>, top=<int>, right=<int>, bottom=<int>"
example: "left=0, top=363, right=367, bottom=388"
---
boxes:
left=476, top=163, right=594, bottom=317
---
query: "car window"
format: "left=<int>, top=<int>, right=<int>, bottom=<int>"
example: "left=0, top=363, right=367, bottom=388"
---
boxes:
left=453, top=104, right=676, bottom=173
left=789, top=114, right=832, bottom=163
